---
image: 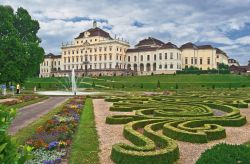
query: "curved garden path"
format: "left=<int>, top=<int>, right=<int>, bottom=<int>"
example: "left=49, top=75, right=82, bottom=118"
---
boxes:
left=8, top=96, right=68, bottom=135
left=93, top=99, right=133, bottom=164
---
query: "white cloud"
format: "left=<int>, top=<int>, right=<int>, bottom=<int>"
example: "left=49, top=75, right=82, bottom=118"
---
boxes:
left=2, top=0, right=250, bottom=65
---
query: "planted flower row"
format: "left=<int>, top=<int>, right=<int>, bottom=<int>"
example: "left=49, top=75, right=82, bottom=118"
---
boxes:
left=1, top=95, right=41, bottom=106
left=25, top=96, right=85, bottom=163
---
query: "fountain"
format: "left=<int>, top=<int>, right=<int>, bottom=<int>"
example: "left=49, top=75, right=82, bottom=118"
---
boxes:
left=72, top=68, right=77, bottom=95
left=37, top=69, right=101, bottom=96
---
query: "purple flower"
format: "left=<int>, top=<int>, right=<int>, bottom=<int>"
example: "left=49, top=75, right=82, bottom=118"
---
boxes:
left=48, top=141, right=58, bottom=149
left=43, top=160, right=54, bottom=164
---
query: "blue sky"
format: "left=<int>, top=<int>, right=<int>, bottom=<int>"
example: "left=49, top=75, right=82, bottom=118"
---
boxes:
left=2, top=0, right=250, bottom=65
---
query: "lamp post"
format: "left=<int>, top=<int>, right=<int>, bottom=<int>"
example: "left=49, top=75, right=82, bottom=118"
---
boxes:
left=83, top=60, right=90, bottom=76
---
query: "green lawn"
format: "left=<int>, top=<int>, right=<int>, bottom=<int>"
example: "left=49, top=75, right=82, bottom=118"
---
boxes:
left=69, top=98, right=100, bottom=164
left=25, top=74, right=250, bottom=90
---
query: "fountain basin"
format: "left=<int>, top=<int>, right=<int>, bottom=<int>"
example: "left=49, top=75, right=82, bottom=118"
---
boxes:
left=36, top=91, right=102, bottom=96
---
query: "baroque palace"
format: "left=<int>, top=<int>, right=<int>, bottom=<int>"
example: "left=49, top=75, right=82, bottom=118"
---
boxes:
left=40, top=21, right=229, bottom=77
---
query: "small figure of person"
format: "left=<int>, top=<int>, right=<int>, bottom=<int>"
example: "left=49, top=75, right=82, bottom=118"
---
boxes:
left=16, top=84, right=20, bottom=94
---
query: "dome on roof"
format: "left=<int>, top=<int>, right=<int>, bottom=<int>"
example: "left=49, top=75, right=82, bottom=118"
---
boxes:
left=135, top=37, right=164, bottom=48
left=160, top=42, right=178, bottom=49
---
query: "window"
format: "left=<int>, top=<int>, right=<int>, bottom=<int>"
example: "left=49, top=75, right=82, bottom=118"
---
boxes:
left=72, top=57, right=74, bottom=62
left=64, top=57, right=66, bottom=63
left=76, top=51, right=78, bottom=54
left=76, top=57, right=79, bottom=62
left=68, top=57, right=70, bottom=63
left=207, top=57, right=210, bottom=65
left=109, top=54, right=112, bottom=60
left=170, top=63, right=173, bottom=69
left=165, top=53, right=167, bottom=59
left=99, top=55, right=102, bottom=61
left=72, top=50, right=74, bottom=55
left=194, top=57, right=197, bottom=65
left=147, top=55, right=150, bottom=61
left=90, top=56, right=92, bottom=61
left=191, top=57, right=194, bottom=64
left=154, top=54, right=156, bottom=61
left=159, top=53, right=162, bottom=60
left=128, top=56, right=130, bottom=62
left=110, top=64, right=112, bottom=69
left=185, top=57, right=188, bottom=64
left=64, top=51, right=66, bottom=55
left=134, top=56, right=137, bottom=62
left=165, top=64, right=167, bottom=69
left=77, top=41, right=78, bottom=44
left=109, top=46, right=112, bottom=51
left=68, top=51, right=70, bottom=55
left=104, top=47, right=107, bottom=51
left=170, top=52, right=173, bottom=59
left=104, top=54, right=107, bottom=60
left=94, top=55, right=97, bottom=61
left=141, top=55, right=143, bottom=61
left=159, top=65, right=162, bottom=69
left=200, top=58, right=203, bottom=65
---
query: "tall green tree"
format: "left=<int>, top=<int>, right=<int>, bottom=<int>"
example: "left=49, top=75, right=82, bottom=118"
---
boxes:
left=0, top=5, right=44, bottom=85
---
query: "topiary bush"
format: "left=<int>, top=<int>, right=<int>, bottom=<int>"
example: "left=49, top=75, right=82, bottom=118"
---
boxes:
left=196, top=143, right=250, bottom=164
left=104, top=90, right=250, bottom=163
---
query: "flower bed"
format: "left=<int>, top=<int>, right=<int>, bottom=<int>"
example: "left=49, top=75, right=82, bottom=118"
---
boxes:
left=25, top=96, right=85, bottom=163
left=1, top=95, right=41, bottom=106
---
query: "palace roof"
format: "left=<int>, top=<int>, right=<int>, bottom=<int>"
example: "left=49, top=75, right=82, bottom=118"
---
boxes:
left=135, top=37, right=164, bottom=48
left=75, top=27, right=112, bottom=39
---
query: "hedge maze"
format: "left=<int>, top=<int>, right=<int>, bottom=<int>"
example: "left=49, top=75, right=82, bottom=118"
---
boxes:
left=105, top=90, right=250, bottom=164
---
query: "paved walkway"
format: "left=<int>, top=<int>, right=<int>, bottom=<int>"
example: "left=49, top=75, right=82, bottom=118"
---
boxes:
left=8, top=96, right=68, bottom=135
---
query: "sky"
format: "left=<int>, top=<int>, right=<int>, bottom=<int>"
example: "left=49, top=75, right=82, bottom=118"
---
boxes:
left=2, top=0, right=250, bottom=65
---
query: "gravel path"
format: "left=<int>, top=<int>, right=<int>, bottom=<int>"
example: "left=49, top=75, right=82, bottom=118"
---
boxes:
left=178, top=105, right=250, bottom=164
left=93, top=99, right=133, bottom=164
left=212, top=108, right=227, bottom=116
left=8, top=96, right=68, bottom=135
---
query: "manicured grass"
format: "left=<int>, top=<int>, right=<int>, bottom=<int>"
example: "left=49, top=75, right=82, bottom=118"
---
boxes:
left=25, top=74, right=250, bottom=90
left=69, top=98, right=100, bottom=164
left=12, top=99, right=70, bottom=144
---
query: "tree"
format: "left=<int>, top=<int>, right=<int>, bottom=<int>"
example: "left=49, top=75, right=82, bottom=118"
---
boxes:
left=218, top=63, right=229, bottom=70
left=0, top=5, right=44, bottom=85
left=92, top=81, right=95, bottom=88
left=157, top=80, right=160, bottom=89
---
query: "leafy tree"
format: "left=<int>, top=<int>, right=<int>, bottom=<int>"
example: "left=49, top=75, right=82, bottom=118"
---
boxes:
left=0, top=5, right=44, bottom=85
left=218, top=63, right=229, bottom=70
left=157, top=80, right=160, bottom=89
left=92, top=81, right=95, bottom=88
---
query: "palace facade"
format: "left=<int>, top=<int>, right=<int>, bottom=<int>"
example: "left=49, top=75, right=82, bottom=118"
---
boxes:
left=40, top=22, right=230, bottom=77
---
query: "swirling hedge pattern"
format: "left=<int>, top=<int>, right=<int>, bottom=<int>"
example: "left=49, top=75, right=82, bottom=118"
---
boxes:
left=105, top=90, right=250, bottom=164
